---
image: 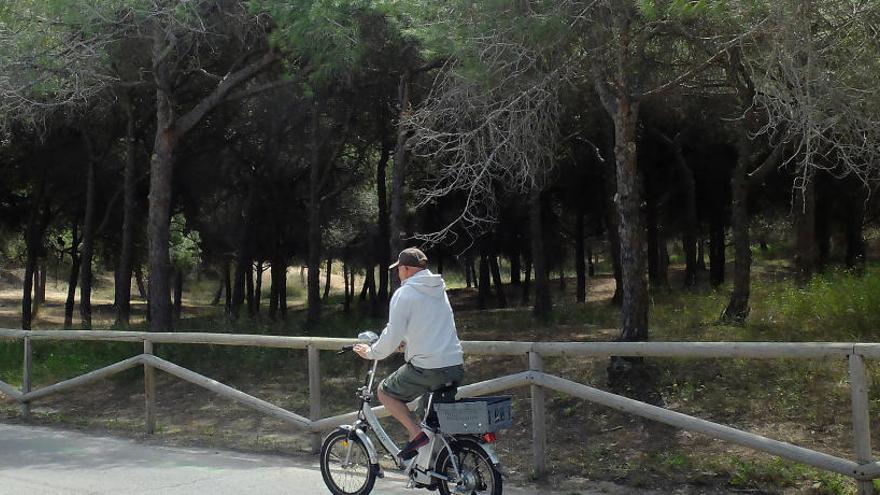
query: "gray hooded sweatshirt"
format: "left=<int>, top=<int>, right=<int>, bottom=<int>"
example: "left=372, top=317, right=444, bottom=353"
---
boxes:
left=364, top=269, right=464, bottom=368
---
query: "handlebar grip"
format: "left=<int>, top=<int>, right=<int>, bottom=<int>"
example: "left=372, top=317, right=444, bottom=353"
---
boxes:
left=337, top=344, right=355, bottom=355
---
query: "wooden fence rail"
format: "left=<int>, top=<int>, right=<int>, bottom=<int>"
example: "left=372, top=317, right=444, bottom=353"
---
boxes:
left=0, top=329, right=875, bottom=494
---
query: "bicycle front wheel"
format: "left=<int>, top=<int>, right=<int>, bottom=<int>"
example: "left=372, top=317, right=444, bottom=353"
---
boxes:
left=434, top=437, right=502, bottom=495
left=319, top=428, right=378, bottom=495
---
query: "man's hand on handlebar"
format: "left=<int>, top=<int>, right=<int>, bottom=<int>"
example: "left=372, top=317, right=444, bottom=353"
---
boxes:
left=353, top=344, right=370, bottom=358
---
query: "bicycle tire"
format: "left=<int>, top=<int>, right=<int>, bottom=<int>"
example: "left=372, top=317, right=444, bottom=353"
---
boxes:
left=434, top=437, right=502, bottom=495
left=319, top=428, right=379, bottom=495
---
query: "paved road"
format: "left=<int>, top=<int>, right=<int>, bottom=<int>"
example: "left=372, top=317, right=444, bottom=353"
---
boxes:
left=0, top=423, right=592, bottom=495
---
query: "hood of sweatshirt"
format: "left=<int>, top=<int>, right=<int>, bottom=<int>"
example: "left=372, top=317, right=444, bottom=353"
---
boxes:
left=403, top=270, right=446, bottom=298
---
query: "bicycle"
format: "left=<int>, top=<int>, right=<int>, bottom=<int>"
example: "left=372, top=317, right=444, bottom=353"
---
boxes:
left=319, top=331, right=509, bottom=495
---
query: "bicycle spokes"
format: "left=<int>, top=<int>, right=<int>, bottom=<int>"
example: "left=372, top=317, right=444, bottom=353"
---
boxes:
left=324, top=434, right=372, bottom=494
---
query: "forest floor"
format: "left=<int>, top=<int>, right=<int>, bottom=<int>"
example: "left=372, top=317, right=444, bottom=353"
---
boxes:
left=2, top=250, right=880, bottom=494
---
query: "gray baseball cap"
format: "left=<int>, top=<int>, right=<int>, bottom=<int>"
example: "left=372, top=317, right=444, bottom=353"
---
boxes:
left=389, top=247, right=428, bottom=269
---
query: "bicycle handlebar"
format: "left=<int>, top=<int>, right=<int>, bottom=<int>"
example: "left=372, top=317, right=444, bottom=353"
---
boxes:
left=336, top=344, right=355, bottom=355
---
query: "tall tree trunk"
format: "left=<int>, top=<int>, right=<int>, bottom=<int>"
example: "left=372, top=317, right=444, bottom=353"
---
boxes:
left=148, top=54, right=176, bottom=333
left=464, top=254, right=474, bottom=288
left=232, top=187, right=257, bottom=320
left=360, top=269, right=370, bottom=301
left=602, top=150, right=624, bottom=305
left=31, top=263, right=42, bottom=320
left=30, top=265, right=41, bottom=317
left=173, top=269, right=183, bottom=320
left=37, top=261, right=46, bottom=304
left=116, top=95, right=138, bottom=326
left=646, top=195, right=659, bottom=288
left=669, top=137, right=698, bottom=289
left=79, top=157, right=97, bottom=330
left=64, top=261, right=81, bottom=328
left=845, top=189, right=866, bottom=270
left=656, top=233, right=669, bottom=288
left=509, top=253, right=522, bottom=285
left=231, top=253, right=248, bottom=319
left=696, top=238, right=707, bottom=272
left=22, top=195, right=48, bottom=330
left=521, top=255, right=533, bottom=305
left=793, top=174, right=817, bottom=283
left=210, top=274, right=223, bottom=306
left=610, top=100, right=647, bottom=341
left=268, top=263, right=278, bottom=320
left=389, top=72, right=411, bottom=275
left=489, top=254, right=507, bottom=308
left=323, top=257, right=332, bottom=301
left=146, top=36, right=276, bottom=331
left=307, top=108, right=324, bottom=326
left=254, top=261, right=263, bottom=314
left=436, top=251, right=444, bottom=274
left=593, top=69, right=654, bottom=396
left=815, top=186, right=831, bottom=271
left=279, top=262, right=288, bottom=319
left=723, top=144, right=752, bottom=323
left=709, top=211, right=726, bottom=287
left=529, top=190, right=552, bottom=318
left=269, top=256, right=287, bottom=321
left=365, top=265, right=378, bottom=316
left=575, top=209, right=587, bottom=303
left=478, top=251, right=490, bottom=310
left=223, top=260, right=232, bottom=315
left=587, top=244, right=595, bottom=278
left=64, top=226, right=82, bottom=329
left=343, top=259, right=351, bottom=313
left=376, top=142, right=391, bottom=304
left=134, top=266, right=147, bottom=299
left=246, top=263, right=255, bottom=317
left=22, top=249, right=37, bottom=330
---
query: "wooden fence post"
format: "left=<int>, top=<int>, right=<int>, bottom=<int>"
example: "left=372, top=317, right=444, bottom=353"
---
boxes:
left=21, top=336, right=32, bottom=419
left=308, top=344, right=321, bottom=452
left=144, top=340, right=156, bottom=435
left=529, top=351, right=546, bottom=477
left=850, top=353, right=874, bottom=495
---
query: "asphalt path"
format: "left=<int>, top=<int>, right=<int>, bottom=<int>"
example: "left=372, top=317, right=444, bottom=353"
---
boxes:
left=0, top=423, right=595, bottom=495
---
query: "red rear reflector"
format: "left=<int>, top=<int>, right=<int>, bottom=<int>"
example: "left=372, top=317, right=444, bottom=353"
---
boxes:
left=482, top=433, right=496, bottom=443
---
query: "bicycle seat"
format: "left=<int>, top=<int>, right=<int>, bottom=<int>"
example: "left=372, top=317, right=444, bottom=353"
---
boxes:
left=422, top=383, right=459, bottom=429
left=429, top=382, right=459, bottom=404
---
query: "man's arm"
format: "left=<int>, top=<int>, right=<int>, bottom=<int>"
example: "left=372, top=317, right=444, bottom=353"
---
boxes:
left=364, top=290, right=409, bottom=360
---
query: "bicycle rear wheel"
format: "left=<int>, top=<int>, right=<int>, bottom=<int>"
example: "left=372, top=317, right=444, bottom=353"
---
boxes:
left=434, top=437, right=502, bottom=495
left=320, top=428, right=378, bottom=495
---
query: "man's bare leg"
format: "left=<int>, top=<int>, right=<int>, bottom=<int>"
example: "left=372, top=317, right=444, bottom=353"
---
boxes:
left=378, top=388, right=421, bottom=440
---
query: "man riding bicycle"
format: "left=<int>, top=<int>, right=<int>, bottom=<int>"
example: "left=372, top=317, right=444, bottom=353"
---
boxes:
left=354, top=247, right=464, bottom=461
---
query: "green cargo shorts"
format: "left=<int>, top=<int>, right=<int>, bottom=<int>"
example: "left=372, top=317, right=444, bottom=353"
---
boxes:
left=379, top=362, right=464, bottom=403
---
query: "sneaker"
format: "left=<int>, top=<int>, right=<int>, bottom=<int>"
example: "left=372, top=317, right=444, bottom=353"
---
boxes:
left=398, top=432, right=429, bottom=461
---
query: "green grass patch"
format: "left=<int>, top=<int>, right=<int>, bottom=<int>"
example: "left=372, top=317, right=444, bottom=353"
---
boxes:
left=0, top=339, right=141, bottom=386
left=750, top=264, right=880, bottom=341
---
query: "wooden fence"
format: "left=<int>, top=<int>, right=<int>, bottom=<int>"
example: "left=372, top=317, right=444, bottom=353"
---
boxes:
left=0, top=329, right=876, bottom=494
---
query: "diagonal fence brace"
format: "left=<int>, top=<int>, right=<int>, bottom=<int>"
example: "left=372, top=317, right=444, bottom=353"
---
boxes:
left=531, top=372, right=870, bottom=480
left=141, top=355, right=313, bottom=430
left=0, top=379, right=22, bottom=401
left=20, top=355, right=146, bottom=403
